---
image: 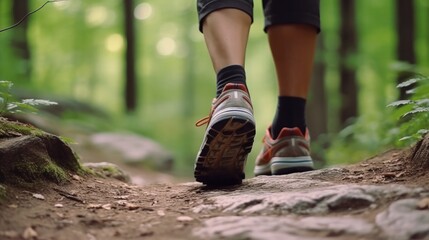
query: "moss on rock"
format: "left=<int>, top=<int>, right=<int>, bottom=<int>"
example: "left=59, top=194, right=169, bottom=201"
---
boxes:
left=83, top=162, right=130, bottom=183
left=43, top=162, right=69, bottom=183
left=0, top=117, right=43, bottom=136
left=0, top=117, right=82, bottom=187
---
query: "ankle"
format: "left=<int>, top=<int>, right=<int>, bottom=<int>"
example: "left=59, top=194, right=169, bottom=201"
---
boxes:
left=216, top=65, right=247, bottom=97
left=271, top=96, right=306, bottom=138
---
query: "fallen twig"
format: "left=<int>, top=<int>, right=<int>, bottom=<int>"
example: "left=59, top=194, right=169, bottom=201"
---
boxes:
left=53, top=187, right=85, bottom=204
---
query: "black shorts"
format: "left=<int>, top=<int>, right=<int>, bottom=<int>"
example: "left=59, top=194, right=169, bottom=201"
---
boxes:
left=197, top=0, right=320, bottom=33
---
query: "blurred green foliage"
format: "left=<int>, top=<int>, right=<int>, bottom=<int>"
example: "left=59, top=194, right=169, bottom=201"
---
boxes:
left=0, top=0, right=428, bottom=176
left=0, top=80, right=57, bottom=115
left=326, top=72, right=429, bottom=166
left=388, top=74, right=429, bottom=145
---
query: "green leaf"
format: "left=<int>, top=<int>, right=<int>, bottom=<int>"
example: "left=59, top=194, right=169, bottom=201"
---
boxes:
left=406, top=88, right=416, bottom=95
left=416, top=99, right=429, bottom=107
left=417, top=129, right=429, bottom=135
left=0, top=80, right=13, bottom=90
left=6, top=102, right=19, bottom=112
left=15, top=102, right=38, bottom=112
left=399, top=135, right=413, bottom=142
left=397, top=76, right=423, bottom=88
left=387, top=100, right=414, bottom=107
left=21, top=99, right=58, bottom=106
left=402, top=107, right=429, bottom=118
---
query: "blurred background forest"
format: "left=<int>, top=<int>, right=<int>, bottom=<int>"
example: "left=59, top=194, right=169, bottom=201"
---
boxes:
left=0, top=0, right=428, bottom=178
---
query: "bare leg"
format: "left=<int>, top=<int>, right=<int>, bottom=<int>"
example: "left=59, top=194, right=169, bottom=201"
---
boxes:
left=202, top=9, right=252, bottom=72
left=268, top=24, right=317, bottom=98
left=194, top=8, right=255, bottom=185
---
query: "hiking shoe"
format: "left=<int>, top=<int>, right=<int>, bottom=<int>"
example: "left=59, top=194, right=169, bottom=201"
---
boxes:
left=254, top=127, right=314, bottom=176
left=194, top=83, right=256, bottom=186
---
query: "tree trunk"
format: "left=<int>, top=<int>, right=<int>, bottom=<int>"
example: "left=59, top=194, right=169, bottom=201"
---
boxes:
left=124, top=0, right=137, bottom=112
left=12, top=0, right=31, bottom=81
left=395, top=0, right=416, bottom=100
left=307, top=38, right=327, bottom=166
left=339, top=0, right=358, bottom=127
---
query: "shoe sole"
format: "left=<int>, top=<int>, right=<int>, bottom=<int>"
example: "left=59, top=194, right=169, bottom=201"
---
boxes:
left=194, top=109, right=255, bottom=186
left=254, top=157, right=314, bottom=176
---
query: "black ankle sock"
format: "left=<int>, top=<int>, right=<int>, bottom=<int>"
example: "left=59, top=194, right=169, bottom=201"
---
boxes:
left=216, top=65, right=247, bottom=97
left=271, top=96, right=307, bottom=139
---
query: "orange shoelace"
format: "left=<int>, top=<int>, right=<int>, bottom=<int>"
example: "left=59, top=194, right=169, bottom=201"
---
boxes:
left=195, top=116, right=210, bottom=127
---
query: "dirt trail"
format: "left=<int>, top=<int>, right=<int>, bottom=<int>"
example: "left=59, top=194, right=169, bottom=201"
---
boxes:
left=1, top=148, right=429, bottom=240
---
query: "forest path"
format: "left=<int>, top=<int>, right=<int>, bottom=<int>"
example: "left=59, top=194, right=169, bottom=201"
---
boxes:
left=1, top=149, right=429, bottom=240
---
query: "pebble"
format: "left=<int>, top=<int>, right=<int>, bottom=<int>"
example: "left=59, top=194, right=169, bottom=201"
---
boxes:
left=32, top=193, right=45, bottom=200
left=417, top=198, right=429, bottom=210
left=22, top=227, right=38, bottom=239
left=87, top=204, right=102, bottom=209
left=72, top=174, right=81, bottom=181
left=102, top=204, right=112, bottom=210
left=126, top=203, right=139, bottom=210
left=177, top=216, right=193, bottom=222
left=157, top=210, right=165, bottom=216
left=114, top=195, right=129, bottom=200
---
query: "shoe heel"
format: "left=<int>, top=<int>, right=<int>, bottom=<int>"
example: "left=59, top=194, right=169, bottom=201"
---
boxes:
left=194, top=117, right=255, bottom=186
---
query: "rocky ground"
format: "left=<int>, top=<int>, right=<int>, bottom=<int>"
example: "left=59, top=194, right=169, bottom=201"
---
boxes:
left=1, top=118, right=429, bottom=240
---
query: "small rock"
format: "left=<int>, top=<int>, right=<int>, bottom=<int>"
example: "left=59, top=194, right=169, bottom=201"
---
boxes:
left=32, top=193, right=45, bottom=200
left=22, top=226, right=38, bottom=239
left=69, top=190, right=78, bottom=196
left=102, top=204, right=112, bottom=210
left=177, top=216, right=193, bottom=222
left=396, top=172, right=405, bottom=178
left=72, top=174, right=81, bottom=181
left=327, top=191, right=375, bottom=211
left=126, top=203, right=139, bottom=210
left=8, top=204, right=18, bottom=208
left=417, top=198, right=429, bottom=210
left=87, top=204, right=102, bottom=209
left=116, top=200, right=127, bottom=206
left=157, top=210, right=165, bottom=216
left=114, top=195, right=129, bottom=200
left=83, top=162, right=131, bottom=183
left=89, top=132, right=173, bottom=171
left=55, top=203, right=64, bottom=208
